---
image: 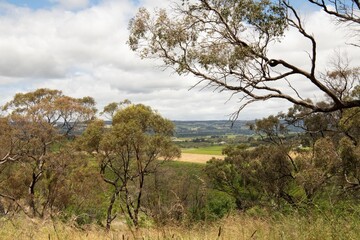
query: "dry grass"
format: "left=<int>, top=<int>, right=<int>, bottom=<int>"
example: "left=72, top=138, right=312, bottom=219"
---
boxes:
left=1, top=212, right=359, bottom=240
left=176, top=153, right=224, bottom=164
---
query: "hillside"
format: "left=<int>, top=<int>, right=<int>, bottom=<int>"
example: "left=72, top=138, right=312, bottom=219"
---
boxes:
left=173, top=120, right=253, bottom=137
left=172, top=120, right=303, bottom=137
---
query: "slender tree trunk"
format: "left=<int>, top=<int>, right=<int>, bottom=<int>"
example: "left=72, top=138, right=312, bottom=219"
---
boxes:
left=106, top=190, right=118, bottom=230
left=29, top=172, right=37, bottom=217
left=124, top=184, right=136, bottom=227
left=133, top=173, right=144, bottom=229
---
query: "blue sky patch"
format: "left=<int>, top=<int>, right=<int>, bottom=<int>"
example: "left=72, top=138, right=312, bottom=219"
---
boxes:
left=5, top=0, right=52, bottom=9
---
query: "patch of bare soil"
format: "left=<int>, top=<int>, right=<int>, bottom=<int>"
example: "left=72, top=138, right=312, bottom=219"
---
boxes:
left=175, top=153, right=224, bottom=164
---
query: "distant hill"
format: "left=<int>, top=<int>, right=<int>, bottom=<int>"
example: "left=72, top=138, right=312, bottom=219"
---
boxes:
left=88, top=120, right=302, bottom=138
left=172, top=120, right=303, bottom=137
left=173, top=120, right=254, bottom=137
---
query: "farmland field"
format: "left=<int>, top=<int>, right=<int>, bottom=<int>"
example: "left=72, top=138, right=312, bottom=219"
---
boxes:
left=181, top=145, right=224, bottom=155
left=178, top=145, right=225, bottom=163
left=176, top=153, right=224, bottom=164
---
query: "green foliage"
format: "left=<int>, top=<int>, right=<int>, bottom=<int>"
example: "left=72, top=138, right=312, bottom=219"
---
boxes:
left=205, top=143, right=299, bottom=209
left=76, top=119, right=105, bottom=153
left=77, top=103, right=181, bottom=229
left=100, top=99, right=131, bottom=120
left=2, top=87, right=360, bottom=233
left=142, top=160, right=235, bottom=225
left=59, top=158, right=107, bottom=226
left=339, top=137, right=360, bottom=190
left=339, top=107, right=360, bottom=145
left=129, top=0, right=287, bottom=63
left=251, top=115, right=288, bottom=139
left=199, top=190, right=236, bottom=221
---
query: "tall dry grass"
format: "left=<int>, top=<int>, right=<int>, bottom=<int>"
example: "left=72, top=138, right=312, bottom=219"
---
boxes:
left=0, top=211, right=359, bottom=240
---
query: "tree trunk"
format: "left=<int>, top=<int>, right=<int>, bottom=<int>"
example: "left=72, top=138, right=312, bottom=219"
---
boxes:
left=106, top=191, right=118, bottom=230
left=133, top=171, right=145, bottom=229
left=29, top=172, right=37, bottom=217
left=0, top=201, right=5, bottom=215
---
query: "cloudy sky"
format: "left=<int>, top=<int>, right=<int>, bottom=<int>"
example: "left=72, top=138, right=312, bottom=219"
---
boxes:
left=0, top=0, right=358, bottom=120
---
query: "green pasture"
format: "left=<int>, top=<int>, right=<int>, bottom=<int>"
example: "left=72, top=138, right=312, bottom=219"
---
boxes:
left=181, top=145, right=224, bottom=155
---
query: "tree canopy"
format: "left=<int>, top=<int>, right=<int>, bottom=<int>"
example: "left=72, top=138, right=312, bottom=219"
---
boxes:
left=129, top=0, right=360, bottom=117
left=78, top=103, right=180, bottom=229
left=0, top=89, right=97, bottom=217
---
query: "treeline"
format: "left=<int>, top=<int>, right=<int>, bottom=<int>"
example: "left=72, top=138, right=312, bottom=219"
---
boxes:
left=0, top=88, right=359, bottom=232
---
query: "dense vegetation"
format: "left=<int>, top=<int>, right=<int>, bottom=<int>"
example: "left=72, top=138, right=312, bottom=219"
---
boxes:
left=0, top=87, right=359, bottom=239
left=128, top=0, right=360, bottom=235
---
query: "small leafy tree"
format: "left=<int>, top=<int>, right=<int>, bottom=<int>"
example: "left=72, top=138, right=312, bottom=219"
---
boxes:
left=205, top=145, right=258, bottom=210
left=79, top=103, right=180, bottom=229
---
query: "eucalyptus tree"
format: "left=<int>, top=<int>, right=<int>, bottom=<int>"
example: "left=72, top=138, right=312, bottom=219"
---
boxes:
left=0, top=88, right=96, bottom=217
left=129, top=0, right=360, bottom=117
left=79, top=103, right=180, bottom=229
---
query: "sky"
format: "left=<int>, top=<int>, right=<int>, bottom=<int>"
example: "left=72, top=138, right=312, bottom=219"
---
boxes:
left=0, top=0, right=358, bottom=120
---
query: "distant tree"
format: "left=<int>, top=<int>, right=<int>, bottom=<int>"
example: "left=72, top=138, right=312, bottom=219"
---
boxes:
left=100, top=99, right=131, bottom=120
left=129, top=0, right=360, bottom=117
left=78, top=103, right=180, bottom=229
left=250, top=115, right=288, bottom=145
